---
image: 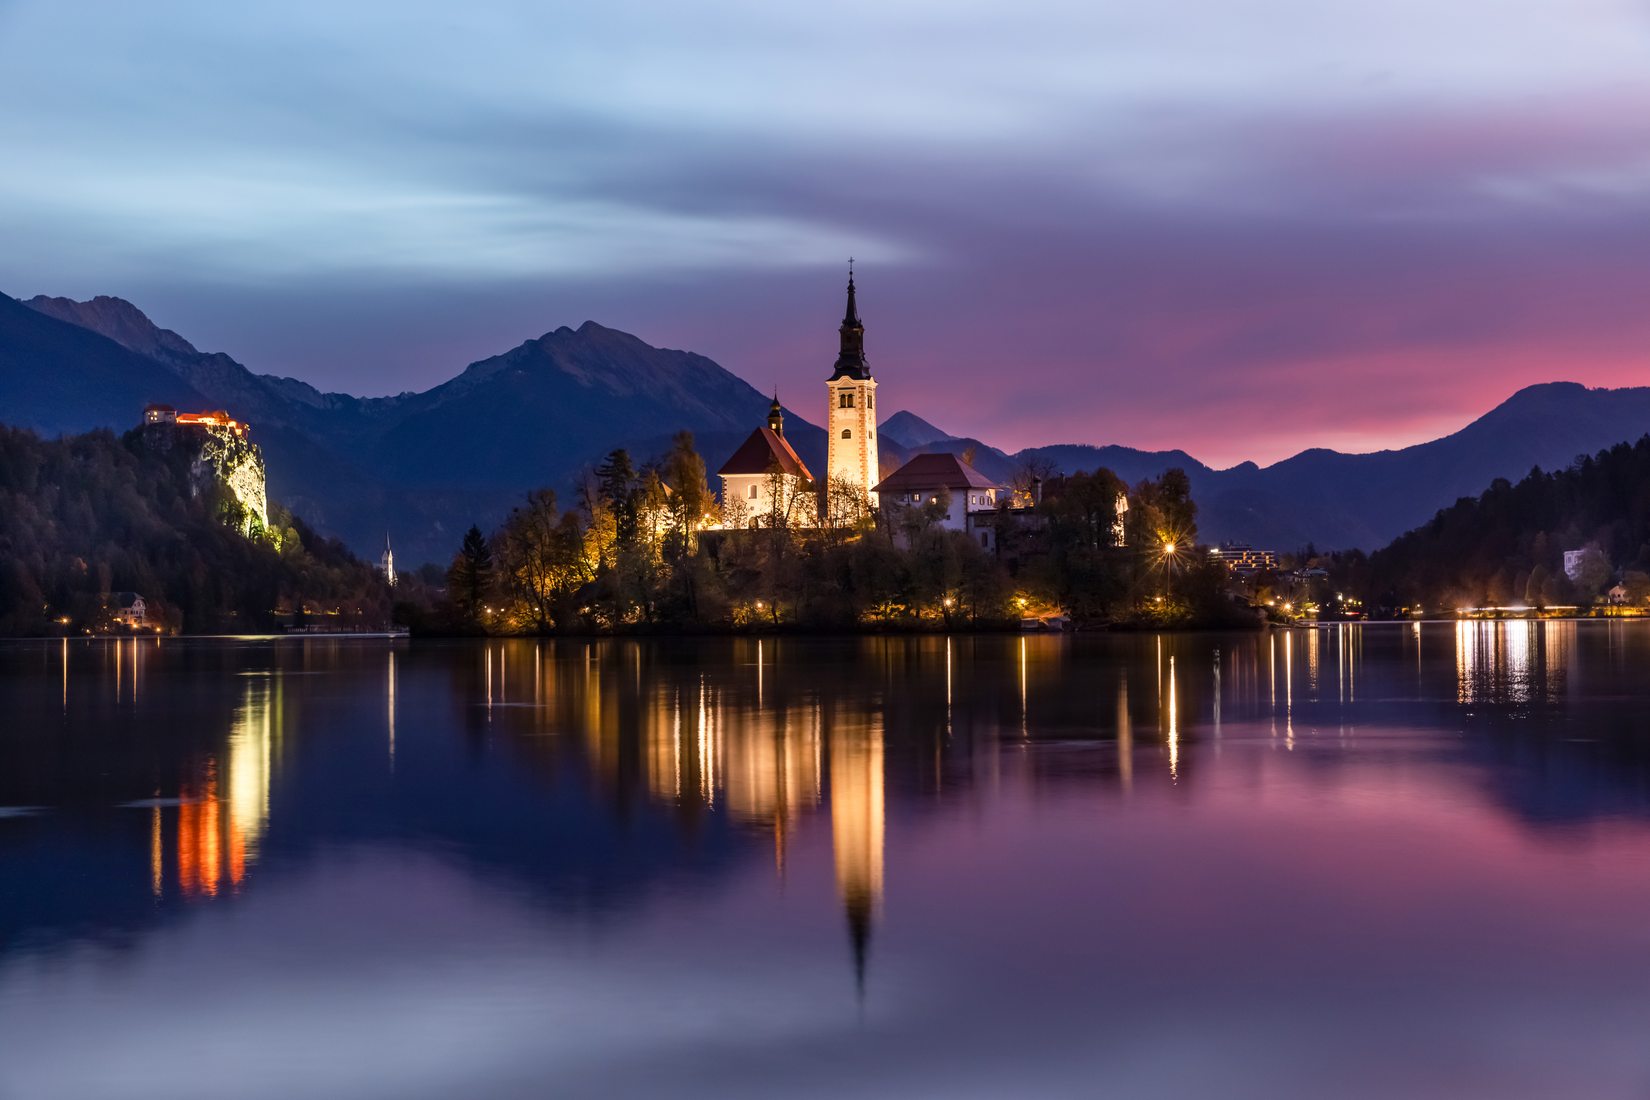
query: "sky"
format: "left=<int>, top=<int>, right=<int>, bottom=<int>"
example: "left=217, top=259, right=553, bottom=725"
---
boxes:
left=2, top=0, right=1648, bottom=467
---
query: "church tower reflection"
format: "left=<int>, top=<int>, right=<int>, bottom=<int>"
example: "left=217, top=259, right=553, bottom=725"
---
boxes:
left=830, top=721, right=885, bottom=998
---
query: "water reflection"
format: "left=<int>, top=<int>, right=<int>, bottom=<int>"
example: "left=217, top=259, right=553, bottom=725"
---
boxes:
left=8, top=627, right=1650, bottom=1097
left=1455, top=619, right=1574, bottom=703
left=163, top=677, right=281, bottom=898
left=830, top=719, right=884, bottom=994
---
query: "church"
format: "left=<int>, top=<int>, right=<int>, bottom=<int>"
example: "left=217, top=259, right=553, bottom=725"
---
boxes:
left=715, top=269, right=1006, bottom=534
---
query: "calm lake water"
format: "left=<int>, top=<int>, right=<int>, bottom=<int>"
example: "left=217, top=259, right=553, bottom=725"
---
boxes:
left=5, top=624, right=1650, bottom=1098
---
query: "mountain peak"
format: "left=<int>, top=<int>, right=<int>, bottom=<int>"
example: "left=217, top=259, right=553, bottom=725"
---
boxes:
left=880, top=410, right=957, bottom=449
left=25, top=294, right=200, bottom=360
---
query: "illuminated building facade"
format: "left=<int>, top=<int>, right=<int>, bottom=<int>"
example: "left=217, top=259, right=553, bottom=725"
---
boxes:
left=825, top=270, right=880, bottom=510
left=873, top=452, right=1006, bottom=548
left=716, top=397, right=817, bottom=529
left=1210, top=543, right=1278, bottom=573
left=144, top=403, right=250, bottom=438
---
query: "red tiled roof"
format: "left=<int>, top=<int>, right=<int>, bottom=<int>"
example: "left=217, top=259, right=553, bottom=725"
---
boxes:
left=717, top=427, right=814, bottom=480
left=874, top=452, right=1003, bottom=494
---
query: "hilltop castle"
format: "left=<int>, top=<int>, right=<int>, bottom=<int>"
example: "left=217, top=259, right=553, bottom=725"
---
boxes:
left=137, top=403, right=268, bottom=536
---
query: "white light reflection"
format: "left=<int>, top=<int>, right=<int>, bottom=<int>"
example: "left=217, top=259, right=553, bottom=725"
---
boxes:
left=945, top=636, right=953, bottom=737
left=1166, top=655, right=1179, bottom=781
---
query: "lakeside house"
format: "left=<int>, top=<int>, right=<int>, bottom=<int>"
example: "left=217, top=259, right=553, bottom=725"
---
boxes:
left=873, top=453, right=1007, bottom=549
left=108, top=591, right=148, bottom=628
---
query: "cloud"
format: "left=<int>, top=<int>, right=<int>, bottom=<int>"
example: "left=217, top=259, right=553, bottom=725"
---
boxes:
left=1, top=0, right=1648, bottom=460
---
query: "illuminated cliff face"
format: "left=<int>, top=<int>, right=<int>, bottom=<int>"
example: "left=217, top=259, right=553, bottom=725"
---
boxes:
left=136, top=419, right=270, bottom=538
left=193, top=424, right=269, bottom=536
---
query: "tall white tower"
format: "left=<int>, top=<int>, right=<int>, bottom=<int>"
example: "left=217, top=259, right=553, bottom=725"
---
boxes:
left=380, top=534, right=397, bottom=588
left=826, top=268, right=879, bottom=508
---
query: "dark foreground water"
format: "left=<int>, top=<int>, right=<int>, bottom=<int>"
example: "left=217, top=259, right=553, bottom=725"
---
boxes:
left=5, top=625, right=1650, bottom=1098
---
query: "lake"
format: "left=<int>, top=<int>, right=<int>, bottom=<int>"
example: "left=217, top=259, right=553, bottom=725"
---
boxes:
left=5, top=624, right=1650, bottom=1098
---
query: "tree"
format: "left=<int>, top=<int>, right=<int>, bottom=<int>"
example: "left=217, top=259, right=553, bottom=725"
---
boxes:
left=823, top=475, right=872, bottom=535
left=1573, top=544, right=1611, bottom=599
left=448, top=525, right=494, bottom=629
left=661, top=431, right=712, bottom=557
left=495, top=490, right=590, bottom=632
left=596, top=449, right=640, bottom=551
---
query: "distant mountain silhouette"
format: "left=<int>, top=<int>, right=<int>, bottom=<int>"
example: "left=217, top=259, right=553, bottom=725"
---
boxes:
left=881, top=383, right=1650, bottom=550
left=879, top=410, right=956, bottom=449
left=7, top=293, right=824, bottom=562
left=0, top=294, right=208, bottom=434
left=10, top=291, right=1650, bottom=558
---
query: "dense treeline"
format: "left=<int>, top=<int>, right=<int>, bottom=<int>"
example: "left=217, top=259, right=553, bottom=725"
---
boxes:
left=0, top=425, right=389, bottom=634
left=1361, top=435, right=1650, bottom=612
left=407, top=432, right=1251, bottom=634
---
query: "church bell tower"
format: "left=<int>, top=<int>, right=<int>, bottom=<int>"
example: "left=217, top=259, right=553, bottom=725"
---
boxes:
left=825, top=266, right=879, bottom=508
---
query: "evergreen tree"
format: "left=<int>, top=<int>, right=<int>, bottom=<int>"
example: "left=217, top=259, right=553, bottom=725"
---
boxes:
left=596, top=449, right=640, bottom=550
left=447, top=525, right=494, bottom=628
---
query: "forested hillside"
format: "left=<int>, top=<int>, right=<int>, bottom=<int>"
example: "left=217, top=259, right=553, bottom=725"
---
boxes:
left=0, top=426, right=389, bottom=634
left=1366, top=436, right=1650, bottom=611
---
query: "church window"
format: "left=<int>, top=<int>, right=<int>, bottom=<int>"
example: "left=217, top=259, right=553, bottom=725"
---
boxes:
left=839, top=392, right=855, bottom=409
left=867, top=393, right=874, bottom=409
left=748, top=484, right=758, bottom=500
left=841, top=429, right=852, bottom=439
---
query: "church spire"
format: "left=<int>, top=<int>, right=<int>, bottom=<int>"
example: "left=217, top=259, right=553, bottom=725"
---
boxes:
left=768, top=390, right=785, bottom=435
left=830, top=261, right=871, bottom=381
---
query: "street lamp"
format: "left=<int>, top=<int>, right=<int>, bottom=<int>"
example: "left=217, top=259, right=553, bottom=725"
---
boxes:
left=1161, top=539, right=1179, bottom=602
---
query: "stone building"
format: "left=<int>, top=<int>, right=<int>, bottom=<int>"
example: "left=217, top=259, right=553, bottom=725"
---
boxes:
left=873, top=452, right=1006, bottom=548
left=716, top=397, right=816, bottom=528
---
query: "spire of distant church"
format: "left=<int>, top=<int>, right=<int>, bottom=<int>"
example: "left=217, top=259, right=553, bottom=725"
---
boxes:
left=830, top=260, right=871, bottom=380
left=768, top=390, right=785, bottom=435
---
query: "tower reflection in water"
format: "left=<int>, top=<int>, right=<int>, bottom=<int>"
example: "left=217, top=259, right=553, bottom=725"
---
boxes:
left=119, top=630, right=1486, bottom=975
left=155, top=677, right=281, bottom=898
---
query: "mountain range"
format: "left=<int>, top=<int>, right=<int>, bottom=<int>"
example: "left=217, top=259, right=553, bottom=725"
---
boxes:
left=5, top=289, right=1648, bottom=563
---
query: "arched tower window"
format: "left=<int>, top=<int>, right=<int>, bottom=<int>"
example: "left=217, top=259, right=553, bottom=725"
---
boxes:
left=839, top=392, right=855, bottom=409
left=841, top=429, right=852, bottom=439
